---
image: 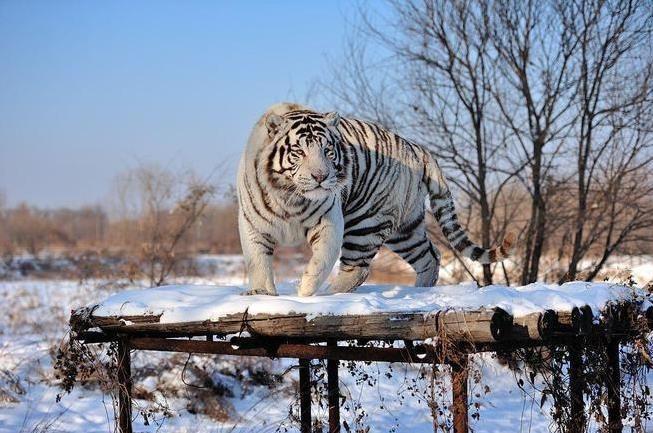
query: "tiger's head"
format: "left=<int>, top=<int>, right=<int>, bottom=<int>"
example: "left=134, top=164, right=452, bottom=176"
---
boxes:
left=263, top=110, right=347, bottom=201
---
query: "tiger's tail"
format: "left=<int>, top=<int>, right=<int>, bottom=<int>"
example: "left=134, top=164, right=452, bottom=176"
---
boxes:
left=424, top=155, right=515, bottom=264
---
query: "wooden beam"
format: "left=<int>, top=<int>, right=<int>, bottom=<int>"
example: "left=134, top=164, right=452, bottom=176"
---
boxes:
left=299, top=358, right=312, bottom=433
left=451, top=355, right=469, bottom=433
left=568, top=342, right=585, bottom=433
left=73, top=302, right=637, bottom=349
left=555, top=306, right=593, bottom=336
left=78, top=331, right=594, bottom=358
left=606, top=338, right=623, bottom=433
left=116, top=339, right=133, bottom=433
left=80, top=330, right=611, bottom=365
left=327, top=340, right=340, bottom=433
left=127, top=337, right=442, bottom=363
left=69, top=307, right=161, bottom=332
left=74, top=308, right=513, bottom=343
left=510, top=310, right=557, bottom=340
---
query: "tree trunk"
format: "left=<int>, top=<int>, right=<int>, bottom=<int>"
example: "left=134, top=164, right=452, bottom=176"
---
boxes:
left=476, top=120, right=493, bottom=286
left=528, top=197, right=547, bottom=283
left=520, top=201, right=536, bottom=285
left=567, top=132, right=590, bottom=283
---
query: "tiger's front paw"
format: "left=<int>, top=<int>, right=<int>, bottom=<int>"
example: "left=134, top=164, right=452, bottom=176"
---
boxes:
left=297, top=277, right=319, bottom=297
left=297, top=285, right=317, bottom=297
left=241, top=287, right=278, bottom=296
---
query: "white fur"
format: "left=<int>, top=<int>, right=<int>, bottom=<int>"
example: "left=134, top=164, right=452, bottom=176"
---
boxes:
left=237, top=103, right=512, bottom=296
left=237, top=102, right=343, bottom=296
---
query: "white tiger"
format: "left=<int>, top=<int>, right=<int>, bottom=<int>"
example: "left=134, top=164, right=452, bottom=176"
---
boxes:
left=237, top=103, right=514, bottom=296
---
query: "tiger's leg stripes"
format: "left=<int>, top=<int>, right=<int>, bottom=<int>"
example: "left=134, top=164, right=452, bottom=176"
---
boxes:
left=386, top=221, right=441, bottom=287
left=298, top=207, right=344, bottom=297
left=239, top=209, right=277, bottom=295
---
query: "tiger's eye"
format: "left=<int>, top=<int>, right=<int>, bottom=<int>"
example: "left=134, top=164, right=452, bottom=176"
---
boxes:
left=324, top=146, right=335, bottom=159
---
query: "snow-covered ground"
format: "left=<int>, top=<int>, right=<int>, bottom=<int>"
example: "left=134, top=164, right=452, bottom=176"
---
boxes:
left=0, top=255, right=651, bottom=433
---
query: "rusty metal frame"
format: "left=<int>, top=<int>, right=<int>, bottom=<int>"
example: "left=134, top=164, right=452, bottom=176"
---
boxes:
left=79, top=331, right=629, bottom=433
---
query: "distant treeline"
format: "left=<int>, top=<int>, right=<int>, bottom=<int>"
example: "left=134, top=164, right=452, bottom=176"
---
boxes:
left=0, top=201, right=240, bottom=257
left=0, top=165, right=242, bottom=266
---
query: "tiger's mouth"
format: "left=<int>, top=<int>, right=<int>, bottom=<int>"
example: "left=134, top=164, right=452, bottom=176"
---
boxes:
left=307, top=185, right=330, bottom=192
left=301, top=185, right=336, bottom=200
left=298, top=178, right=338, bottom=193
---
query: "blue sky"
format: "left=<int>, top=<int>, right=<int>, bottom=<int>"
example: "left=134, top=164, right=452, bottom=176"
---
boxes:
left=0, top=0, right=363, bottom=207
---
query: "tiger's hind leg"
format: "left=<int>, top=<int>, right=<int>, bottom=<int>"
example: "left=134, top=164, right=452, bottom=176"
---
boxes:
left=329, top=220, right=392, bottom=293
left=386, top=221, right=441, bottom=287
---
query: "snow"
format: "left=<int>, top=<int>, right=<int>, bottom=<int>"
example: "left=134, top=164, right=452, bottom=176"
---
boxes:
left=92, top=281, right=647, bottom=323
left=1, top=257, right=651, bottom=433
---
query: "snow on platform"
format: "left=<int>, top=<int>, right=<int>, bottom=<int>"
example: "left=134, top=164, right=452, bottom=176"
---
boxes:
left=91, top=281, right=649, bottom=323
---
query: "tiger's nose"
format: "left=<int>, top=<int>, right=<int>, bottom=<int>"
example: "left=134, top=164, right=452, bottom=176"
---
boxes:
left=311, top=172, right=327, bottom=183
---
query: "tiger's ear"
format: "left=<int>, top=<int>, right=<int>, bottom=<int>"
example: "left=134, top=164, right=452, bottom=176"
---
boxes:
left=265, top=113, right=285, bottom=138
left=324, top=112, right=340, bottom=128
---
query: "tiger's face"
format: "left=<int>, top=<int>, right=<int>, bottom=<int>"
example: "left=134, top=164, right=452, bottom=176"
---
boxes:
left=264, top=111, right=346, bottom=201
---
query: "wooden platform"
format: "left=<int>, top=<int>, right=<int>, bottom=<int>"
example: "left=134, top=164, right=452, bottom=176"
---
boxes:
left=71, top=300, right=653, bottom=433
left=72, top=299, right=652, bottom=345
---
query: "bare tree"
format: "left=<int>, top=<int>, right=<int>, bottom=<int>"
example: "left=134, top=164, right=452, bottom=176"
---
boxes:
left=561, top=0, right=653, bottom=281
left=566, top=105, right=653, bottom=281
left=112, top=165, right=215, bottom=286
left=490, top=0, right=579, bottom=284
